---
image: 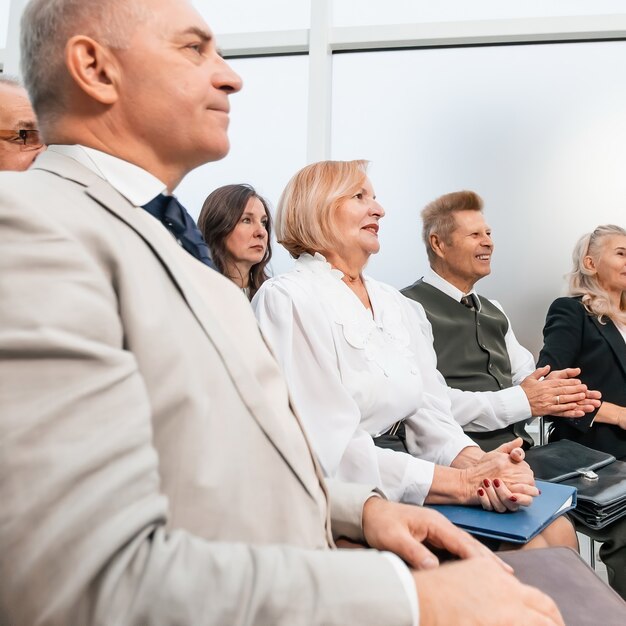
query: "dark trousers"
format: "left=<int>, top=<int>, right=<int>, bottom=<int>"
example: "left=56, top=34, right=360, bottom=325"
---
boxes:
left=372, top=422, right=409, bottom=453
left=578, top=514, right=626, bottom=600
left=466, top=422, right=534, bottom=452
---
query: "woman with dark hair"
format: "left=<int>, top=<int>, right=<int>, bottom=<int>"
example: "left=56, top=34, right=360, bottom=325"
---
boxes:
left=198, top=184, right=272, bottom=299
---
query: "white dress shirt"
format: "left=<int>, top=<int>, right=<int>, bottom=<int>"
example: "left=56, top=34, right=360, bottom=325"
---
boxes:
left=46, top=147, right=419, bottom=625
left=416, top=268, right=536, bottom=432
left=253, top=253, right=477, bottom=505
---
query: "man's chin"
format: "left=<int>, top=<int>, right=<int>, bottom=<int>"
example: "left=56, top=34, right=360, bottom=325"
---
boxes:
left=189, top=142, right=231, bottom=169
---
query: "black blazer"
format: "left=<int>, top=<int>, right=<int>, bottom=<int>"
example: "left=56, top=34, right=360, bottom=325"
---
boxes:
left=537, top=296, right=626, bottom=459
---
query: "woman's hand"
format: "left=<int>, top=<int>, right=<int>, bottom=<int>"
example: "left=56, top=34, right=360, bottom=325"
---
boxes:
left=462, top=438, right=539, bottom=511
left=476, top=477, right=540, bottom=512
left=593, top=401, right=626, bottom=430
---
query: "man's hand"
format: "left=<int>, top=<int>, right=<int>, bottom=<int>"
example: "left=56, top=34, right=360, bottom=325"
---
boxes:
left=414, top=558, right=565, bottom=626
left=361, top=497, right=511, bottom=572
left=521, top=365, right=601, bottom=417
left=545, top=367, right=602, bottom=414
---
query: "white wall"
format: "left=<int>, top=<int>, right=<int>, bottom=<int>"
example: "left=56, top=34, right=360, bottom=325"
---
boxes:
left=0, top=0, right=10, bottom=49
left=194, top=0, right=310, bottom=34
left=331, top=41, right=626, bottom=355
left=333, top=0, right=626, bottom=26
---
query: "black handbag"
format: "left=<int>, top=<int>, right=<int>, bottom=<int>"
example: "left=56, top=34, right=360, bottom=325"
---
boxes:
left=525, top=440, right=626, bottom=530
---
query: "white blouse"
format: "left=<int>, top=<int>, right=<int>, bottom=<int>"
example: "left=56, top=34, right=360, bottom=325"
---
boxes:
left=252, top=253, right=476, bottom=504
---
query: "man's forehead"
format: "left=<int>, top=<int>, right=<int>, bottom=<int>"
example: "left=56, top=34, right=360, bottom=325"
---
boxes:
left=453, top=210, right=489, bottom=232
left=0, top=84, right=29, bottom=103
left=144, top=0, right=212, bottom=37
left=0, top=85, right=35, bottom=121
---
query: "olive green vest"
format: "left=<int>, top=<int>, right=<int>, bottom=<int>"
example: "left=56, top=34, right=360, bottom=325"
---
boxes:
left=402, top=279, right=532, bottom=451
left=402, top=280, right=513, bottom=392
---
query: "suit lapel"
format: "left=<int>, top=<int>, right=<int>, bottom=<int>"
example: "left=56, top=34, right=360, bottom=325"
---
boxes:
left=591, top=316, right=626, bottom=379
left=34, top=152, right=324, bottom=503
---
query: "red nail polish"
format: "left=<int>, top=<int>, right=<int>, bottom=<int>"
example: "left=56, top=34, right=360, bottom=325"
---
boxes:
left=478, top=488, right=485, bottom=496
left=483, top=479, right=490, bottom=488
left=493, top=479, right=501, bottom=488
left=509, top=496, right=517, bottom=502
left=538, top=489, right=542, bottom=495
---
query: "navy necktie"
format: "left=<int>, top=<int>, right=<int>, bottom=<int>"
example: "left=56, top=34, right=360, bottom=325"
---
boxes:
left=142, top=194, right=215, bottom=269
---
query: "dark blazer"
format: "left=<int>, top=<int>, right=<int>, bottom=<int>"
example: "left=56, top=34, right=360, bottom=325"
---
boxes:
left=537, top=296, right=626, bottom=459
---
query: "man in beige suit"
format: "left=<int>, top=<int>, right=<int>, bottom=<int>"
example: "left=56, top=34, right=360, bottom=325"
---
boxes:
left=0, top=1, right=565, bottom=625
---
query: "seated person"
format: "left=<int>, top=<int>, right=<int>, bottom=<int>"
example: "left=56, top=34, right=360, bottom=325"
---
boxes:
left=253, top=160, right=576, bottom=549
left=538, top=223, right=626, bottom=598
left=401, top=190, right=599, bottom=451
left=198, top=183, right=272, bottom=299
left=2, top=1, right=565, bottom=624
left=0, top=75, right=46, bottom=171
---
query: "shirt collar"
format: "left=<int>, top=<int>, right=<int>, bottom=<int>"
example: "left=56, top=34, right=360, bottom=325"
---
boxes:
left=423, top=267, right=482, bottom=312
left=47, top=145, right=167, bottom=207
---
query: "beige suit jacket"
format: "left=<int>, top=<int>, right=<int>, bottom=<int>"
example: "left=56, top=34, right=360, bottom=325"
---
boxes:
left=0, top=152, right=412, bottom=626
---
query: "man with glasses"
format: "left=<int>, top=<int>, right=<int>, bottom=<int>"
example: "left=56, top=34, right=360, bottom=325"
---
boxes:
left=0, top=76, right=44, bottom=171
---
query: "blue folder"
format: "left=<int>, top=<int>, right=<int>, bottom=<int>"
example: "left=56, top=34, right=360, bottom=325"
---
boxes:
left=427, top=480, right=577, bottom=544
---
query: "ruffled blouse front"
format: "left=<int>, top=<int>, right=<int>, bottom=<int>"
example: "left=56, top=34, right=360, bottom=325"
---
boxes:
left=252, top=253, right=474, bottom=504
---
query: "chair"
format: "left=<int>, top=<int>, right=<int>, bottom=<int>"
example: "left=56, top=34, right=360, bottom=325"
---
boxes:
left=537, top=416, right=597, bottom=569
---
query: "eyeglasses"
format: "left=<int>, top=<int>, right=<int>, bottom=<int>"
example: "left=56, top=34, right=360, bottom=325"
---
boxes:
left=0, top=129, right=43, bottom=150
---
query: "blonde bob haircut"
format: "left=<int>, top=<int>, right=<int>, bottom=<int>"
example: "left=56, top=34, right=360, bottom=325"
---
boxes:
left=569, top=224, right=626, bottom=325
left=276, top=160, right=369, bottom=258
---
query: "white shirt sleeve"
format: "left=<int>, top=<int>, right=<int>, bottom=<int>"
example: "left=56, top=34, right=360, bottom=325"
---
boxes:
left=382, top=553, right=419, bottom=626
left=253, top=279, right=457, bottom=505
left=404, top=297, right=535, bottom=432
left=362, top=492, right=419, bottom=626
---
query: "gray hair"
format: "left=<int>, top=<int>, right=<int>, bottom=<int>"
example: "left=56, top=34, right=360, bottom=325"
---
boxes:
left=20, top=0, right=149, bottom=126
left=569, top=224, right=626, bottom=325
left=421, top=190, right=484, bottom=264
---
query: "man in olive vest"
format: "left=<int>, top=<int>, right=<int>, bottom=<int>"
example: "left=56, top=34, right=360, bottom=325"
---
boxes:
left=401, top=190, right=600, bottom=452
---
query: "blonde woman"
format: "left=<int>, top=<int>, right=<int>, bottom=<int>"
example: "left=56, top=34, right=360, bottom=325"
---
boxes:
left=538, top=224, right=626, bottom=458
left=253, top=160, right=576, bottom=550
left=538, top=224, right=626, bottom=599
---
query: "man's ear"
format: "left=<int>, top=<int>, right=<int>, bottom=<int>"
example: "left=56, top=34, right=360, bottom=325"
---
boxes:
left=429, top=233, right=447, bottom=260
left=65, top=35, right=120, bottom=105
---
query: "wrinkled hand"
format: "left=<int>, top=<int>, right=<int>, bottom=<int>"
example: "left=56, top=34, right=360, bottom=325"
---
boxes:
left=414, top=557, right=565, bottom=626
left=464, top=438, right=538, bottom=510
left=361, top=497, right=511, bottom=572
left=545, top=367, right=602, bottom=416
left=521, top=365, right=595, bottom=417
